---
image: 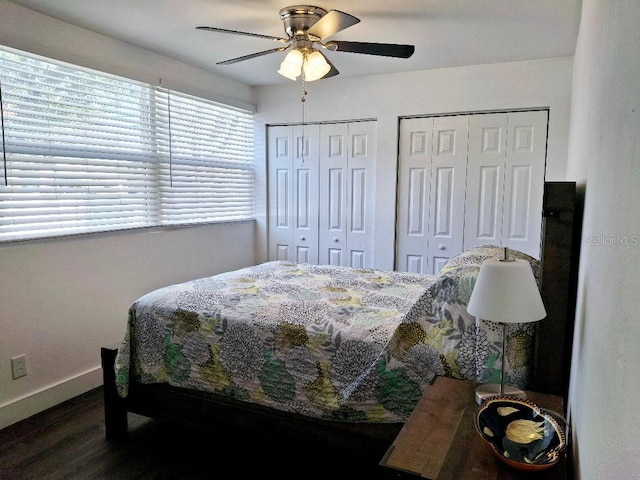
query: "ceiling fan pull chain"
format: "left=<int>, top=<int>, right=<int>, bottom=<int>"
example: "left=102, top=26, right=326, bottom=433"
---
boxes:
left=300, top=79, right=307, bottom=165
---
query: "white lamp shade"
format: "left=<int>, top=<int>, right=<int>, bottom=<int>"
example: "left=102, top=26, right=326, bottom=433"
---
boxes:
left=467, top=258, right=546, bottom=324
left=277, top=49, right=304, bottom=80
left=303, top=50, right=331, bottom=81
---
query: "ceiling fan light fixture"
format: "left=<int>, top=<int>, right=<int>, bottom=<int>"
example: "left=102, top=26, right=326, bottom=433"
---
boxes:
left=200, top=6, right=415, bottom=81
left=277, top=48, right=304, bottom=80
left=303, top=49, right=330, bottom=81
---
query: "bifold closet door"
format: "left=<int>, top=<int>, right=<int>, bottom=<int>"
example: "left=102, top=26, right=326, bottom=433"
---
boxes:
left=267, top=125, right=319, bottom=263
left=464, top=110, right=548, bottom=258
left=396, top=110, right=548, bottom=271
left=395, top=116, right=468, bottom=274
left=319, top=121, right=376, bottom=268
left=463, top=113, right=508, bottom=251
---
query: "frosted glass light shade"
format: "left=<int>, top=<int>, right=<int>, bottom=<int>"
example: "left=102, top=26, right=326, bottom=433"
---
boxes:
left=303, top=50, right=330, bottom=81
left=467, top=258, right=546, bottom=324
left=277, top=49, right=304, bottom=80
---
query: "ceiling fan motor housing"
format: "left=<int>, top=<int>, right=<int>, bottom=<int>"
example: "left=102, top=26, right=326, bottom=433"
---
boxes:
left=279, top=5, right=327, bottom=39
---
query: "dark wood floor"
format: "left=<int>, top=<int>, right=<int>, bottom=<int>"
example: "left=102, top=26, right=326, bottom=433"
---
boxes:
left=0, top=387, right=391, bottom=479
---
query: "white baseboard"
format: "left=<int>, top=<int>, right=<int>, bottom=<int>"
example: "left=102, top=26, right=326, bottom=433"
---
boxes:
left=0, top=367, right=103, bottom=430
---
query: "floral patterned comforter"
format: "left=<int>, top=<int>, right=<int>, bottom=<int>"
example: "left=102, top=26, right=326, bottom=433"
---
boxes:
left=115, top=246, right=539, bottom=423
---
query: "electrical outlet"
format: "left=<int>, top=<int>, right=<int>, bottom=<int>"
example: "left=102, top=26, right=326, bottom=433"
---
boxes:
left=11, top=355, right=27, bottom=379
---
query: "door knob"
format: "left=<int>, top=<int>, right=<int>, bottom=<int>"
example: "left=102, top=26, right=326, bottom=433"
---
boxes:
left=439, top=244, right=446, bottom=250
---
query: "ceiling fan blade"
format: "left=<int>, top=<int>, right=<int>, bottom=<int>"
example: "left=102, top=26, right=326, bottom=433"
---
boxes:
left=329, top=41, right=415, bottom=58
left=196, top=26, right=289, bottom=43
left=307, top=9, right=360, bottom=40
left=217, top=46, right=289, bottom=65
left=320, top=55, right=340, bottom=79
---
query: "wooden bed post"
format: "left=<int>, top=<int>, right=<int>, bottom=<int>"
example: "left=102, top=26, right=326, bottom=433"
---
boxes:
left=534, top=181, right=580, bottom=401
left=101, top=346, right=128, bottom=439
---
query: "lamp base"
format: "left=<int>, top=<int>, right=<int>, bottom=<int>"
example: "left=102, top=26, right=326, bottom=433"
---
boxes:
left=475, top=383, right=528, bottom=405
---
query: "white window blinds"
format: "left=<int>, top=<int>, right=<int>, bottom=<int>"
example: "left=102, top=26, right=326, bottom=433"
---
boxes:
left=0, top=46, right=254, bottom=242
left=154, top=88, right=254, bottom=225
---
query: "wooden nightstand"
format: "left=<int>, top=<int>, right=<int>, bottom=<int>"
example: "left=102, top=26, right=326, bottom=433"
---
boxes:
left=379, top=376, right=567, bottom=479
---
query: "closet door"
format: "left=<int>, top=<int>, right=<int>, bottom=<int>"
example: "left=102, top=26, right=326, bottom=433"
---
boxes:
left=464, top=113, right=508, bottom=252
left=267, top=125, right=319, bottom=263
left=319, top=121, right=377, bottom=268
left=397, top=110, right=548, bottom=270
left=395, top=116, right=467, bottom=274
left=268, top=126, right=294, bottom=261
left=395, top=117, right=432, bottom=273
left=428, top=116, right=468, bottom=272
left=501, top=110, right=548, bottom=257
left=463, top=110, right=547, bottom=258
left=318, top=123, right=347, bottom=266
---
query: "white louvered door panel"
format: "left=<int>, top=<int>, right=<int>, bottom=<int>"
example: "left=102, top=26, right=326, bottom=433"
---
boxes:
left=396, top=117, right=434, bottom=273
left=464, top=113, right=508, bottom=253
left=501, top=110, right=548, bottom=258
left=427, top=116, right=468, bottom=273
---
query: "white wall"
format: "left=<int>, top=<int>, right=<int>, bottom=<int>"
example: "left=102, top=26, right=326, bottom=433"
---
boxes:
left=0, top=222, right=256, bottom=429
left=254, top=57, right=574, bottom=269
left=566, top=1, right=640, bottom=479
left=0, top=1, right=257, bottom=429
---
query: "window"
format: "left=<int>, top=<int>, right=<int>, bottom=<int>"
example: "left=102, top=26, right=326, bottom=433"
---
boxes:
left=0, top=46, right=254, bottom=242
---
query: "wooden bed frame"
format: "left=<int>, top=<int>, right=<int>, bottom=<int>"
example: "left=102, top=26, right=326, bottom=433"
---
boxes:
left=102, top=181, right=580, bottom=452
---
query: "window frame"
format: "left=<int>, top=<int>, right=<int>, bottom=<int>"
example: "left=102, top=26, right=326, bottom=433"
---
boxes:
left=0, top=45, right=255, bottom=244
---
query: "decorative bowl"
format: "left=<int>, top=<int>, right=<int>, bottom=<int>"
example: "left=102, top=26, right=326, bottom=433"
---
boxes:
left=474, top=396, right=567, bottom=472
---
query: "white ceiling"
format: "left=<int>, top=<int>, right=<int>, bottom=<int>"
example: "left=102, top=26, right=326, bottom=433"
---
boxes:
left=6, top=0, right=582, bottom=87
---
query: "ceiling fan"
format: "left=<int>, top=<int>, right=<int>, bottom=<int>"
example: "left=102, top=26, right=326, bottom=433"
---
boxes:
left=196, top=5, right=415, bottom=81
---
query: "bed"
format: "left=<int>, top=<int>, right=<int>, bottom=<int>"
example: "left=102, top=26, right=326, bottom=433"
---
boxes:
left=103, top=247, right=536, bottom=443
left=102, top=183, right=579, bottom=454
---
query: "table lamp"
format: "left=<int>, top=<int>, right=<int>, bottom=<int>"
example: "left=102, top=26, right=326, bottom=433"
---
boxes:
left=467, top=247, right=546, bottom=405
